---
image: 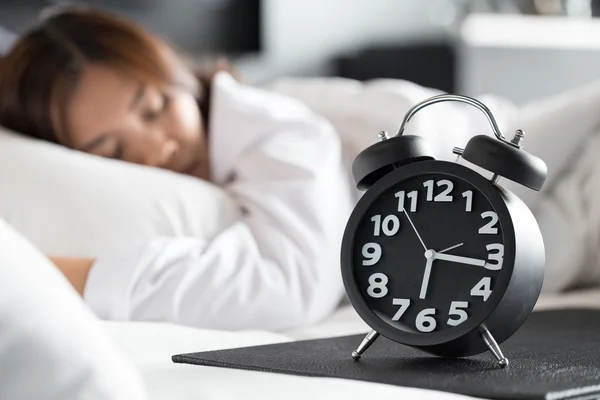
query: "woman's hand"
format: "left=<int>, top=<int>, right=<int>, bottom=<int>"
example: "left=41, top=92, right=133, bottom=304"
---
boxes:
left=48, top=257, right=95, bottom=296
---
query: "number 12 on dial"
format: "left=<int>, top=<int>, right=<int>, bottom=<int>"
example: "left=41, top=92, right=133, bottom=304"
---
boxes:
left=397, top=183, right=475, bottom=213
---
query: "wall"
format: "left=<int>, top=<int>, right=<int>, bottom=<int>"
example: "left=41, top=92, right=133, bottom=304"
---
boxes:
left=458, top=14, right=600, bottom=104
left=236, top=0, right=449, bottom=84
left=240, top=3, right=600, bottom=104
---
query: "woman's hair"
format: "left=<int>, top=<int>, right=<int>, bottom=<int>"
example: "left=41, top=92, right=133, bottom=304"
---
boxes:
left=0, top=5, right=230, bottom=145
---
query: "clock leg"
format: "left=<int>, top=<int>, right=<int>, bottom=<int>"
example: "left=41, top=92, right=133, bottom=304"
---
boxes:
left=351, top=329, right=380, bottom=361
left=481, top=327, right=509, bottom=368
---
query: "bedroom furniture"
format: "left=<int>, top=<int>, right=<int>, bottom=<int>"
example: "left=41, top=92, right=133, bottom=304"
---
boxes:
left=335, top=42, right=456, bottom=93
left=459, top=13, right=600, bottom=104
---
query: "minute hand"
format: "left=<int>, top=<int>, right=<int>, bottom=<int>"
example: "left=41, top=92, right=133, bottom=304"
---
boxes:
left=434, top=252, right=486, bottom=267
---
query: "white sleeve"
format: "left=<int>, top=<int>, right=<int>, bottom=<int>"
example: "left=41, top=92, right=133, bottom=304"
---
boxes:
left=0, top=219, right=145, bottom=400
left=85, top=117, right=355, bottom=331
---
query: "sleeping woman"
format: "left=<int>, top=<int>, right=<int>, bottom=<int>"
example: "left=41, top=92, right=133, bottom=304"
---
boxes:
left=0, top=6, right=355, bottom=330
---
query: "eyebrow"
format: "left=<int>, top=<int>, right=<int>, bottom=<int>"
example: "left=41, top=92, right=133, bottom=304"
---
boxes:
left=78, top=84, right=146, bottom=152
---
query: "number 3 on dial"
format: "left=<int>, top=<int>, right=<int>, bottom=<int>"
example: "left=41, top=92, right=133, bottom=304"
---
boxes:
left=485, top=243, right=504, bottom=270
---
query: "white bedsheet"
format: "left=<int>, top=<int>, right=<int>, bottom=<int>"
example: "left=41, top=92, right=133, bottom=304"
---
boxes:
left=104, top=320, right=472, bottom=400
left=103, top=289, right=600, bottom=400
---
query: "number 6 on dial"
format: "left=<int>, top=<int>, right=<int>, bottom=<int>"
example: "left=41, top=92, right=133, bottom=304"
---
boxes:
left=416, top=308, right=437, bottom=332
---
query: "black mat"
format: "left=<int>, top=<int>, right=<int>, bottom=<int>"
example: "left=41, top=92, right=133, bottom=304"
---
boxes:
left=173, top=310, right=600, bottom=399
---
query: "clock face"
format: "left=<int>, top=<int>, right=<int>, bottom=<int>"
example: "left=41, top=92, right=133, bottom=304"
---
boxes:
left=345, top=165, right=513, bottom=344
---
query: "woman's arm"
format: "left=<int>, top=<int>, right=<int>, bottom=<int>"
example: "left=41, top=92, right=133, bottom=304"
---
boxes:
left=84, top=120, right=353, bottom=330
left=49, top=257, right=94, bottom=296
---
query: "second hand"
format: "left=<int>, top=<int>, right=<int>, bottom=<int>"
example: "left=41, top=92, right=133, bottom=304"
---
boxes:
left=403, top=210, right=427, bottom=251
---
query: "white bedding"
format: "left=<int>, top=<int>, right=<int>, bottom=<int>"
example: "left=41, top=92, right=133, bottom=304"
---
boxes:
left=104, top=288, right=600, bottom=400
left=103, top=318, right=471, bottom=400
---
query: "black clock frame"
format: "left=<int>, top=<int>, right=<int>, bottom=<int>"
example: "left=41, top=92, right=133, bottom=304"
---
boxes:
left=341, top=160, right=545, bottom=357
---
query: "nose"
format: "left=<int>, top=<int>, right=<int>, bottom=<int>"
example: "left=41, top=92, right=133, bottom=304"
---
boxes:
left=132, top=129, right=179, bottom=168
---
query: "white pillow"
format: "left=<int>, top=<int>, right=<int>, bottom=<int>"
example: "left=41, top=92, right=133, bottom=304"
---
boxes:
left=0, top=218, right=145, bottom=400
left=271, top=77, right=600, bottom=293
left=0, top=127, right=241, bottom=257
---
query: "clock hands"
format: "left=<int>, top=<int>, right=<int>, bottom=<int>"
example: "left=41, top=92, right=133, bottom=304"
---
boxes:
left=434, top=252, right=486, bottom=267
left=402, top=210, right=427, bottom=251
left=404, top=210, right=432, bottom=300
left=404, top=212, right=485, bottom=298
left=418, top=244, right=484, bottom=299
left=438, top=242, right=464, bottom=254
left=419, top=250, right=435, bottom=299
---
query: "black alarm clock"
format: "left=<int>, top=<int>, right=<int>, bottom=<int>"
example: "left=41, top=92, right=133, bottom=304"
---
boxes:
left=341, top=94, right=547, bottom=368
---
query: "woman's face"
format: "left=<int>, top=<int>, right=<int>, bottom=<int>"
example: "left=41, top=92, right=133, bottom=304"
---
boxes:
left=60, top=64, right=209, bottom=180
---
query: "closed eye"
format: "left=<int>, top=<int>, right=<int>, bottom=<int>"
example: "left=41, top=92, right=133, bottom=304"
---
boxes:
left=79, top=135, right=122, bottom=160
left=142, top=94, right=170, bottom=122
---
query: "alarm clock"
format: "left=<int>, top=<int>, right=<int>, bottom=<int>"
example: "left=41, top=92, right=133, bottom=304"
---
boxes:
left=341, top=94, right=547, bottom=368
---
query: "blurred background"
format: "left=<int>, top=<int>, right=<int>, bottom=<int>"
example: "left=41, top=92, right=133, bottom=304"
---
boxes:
left=2, top=0, right=600, bottom=105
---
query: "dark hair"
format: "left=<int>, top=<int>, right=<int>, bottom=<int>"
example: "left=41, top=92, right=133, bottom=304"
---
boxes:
left=0, top=6, right=233, bottom=145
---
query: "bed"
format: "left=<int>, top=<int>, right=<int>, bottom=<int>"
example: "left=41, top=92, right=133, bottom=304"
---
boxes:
left=106, top=76, right=600, bottom=398
left=3, top=75, right=600, bottom=399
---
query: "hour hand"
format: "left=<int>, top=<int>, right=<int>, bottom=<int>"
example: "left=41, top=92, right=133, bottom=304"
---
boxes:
left=419, top=257, right=434, bottom=299
left=434, top=252, right=486, bottom=267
